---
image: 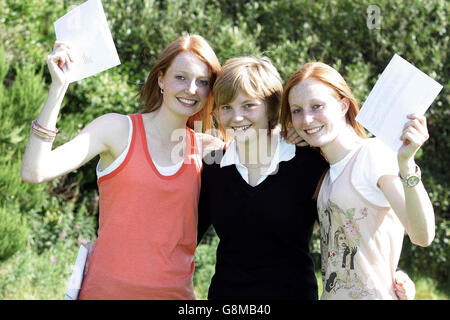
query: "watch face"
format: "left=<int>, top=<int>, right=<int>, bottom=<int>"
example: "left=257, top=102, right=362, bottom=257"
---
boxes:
left=407, top=176, right=420, bottom=187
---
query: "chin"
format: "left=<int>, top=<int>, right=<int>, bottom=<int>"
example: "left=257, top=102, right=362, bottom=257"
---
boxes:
left=302, top=136, right=327, bottom=148
left=181, top=106, right=203, bottom=117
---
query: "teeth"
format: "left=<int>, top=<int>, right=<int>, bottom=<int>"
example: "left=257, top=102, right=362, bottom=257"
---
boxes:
left=178, top=98, right=196, bottom=105
left=305, top=127, right=322, bottom=134
left=233, top=125, right=251, bottom=131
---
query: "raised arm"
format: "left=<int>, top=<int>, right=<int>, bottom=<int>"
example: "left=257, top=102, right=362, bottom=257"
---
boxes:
left=378, top=114, right=435, bottom=247
left=21, top=42, right=128, bottom=183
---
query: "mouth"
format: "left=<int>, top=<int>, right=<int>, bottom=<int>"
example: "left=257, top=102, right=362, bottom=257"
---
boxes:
left=177, top=97, right=198, bottom=107
left=304, top=126, right=323, bottom=135
left=231, top=124, right=252, bottom=132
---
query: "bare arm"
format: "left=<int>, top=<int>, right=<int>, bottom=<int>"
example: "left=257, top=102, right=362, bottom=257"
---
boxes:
left=21, top=42, right=127, bottom=183
left=378, top=114, right=435, bottom=247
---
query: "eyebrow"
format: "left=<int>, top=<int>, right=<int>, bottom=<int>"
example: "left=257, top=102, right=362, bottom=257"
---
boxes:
left=290, top=98, right=326, bottom=109
left=175, top=70, right=210, bottom=78
left=241, top=99, right=261, bottom=104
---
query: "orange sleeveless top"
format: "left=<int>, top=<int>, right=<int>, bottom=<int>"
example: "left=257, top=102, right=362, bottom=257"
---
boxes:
left=78, top=113, right=201, bottom=300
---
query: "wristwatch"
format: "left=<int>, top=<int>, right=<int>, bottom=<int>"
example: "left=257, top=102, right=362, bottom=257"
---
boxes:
left=399, top=165, right=421, bottom=188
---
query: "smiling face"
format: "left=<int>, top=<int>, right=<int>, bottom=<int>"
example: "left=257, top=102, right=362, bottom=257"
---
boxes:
left=158, top=51, right=211, bottom=118
left=288, top=78, right=349, bottom=148
left=218, top=90, right=269, bottom=143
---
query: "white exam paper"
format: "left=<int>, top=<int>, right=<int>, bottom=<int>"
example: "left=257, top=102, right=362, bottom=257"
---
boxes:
left=54, top=0, right=120, bottom=83
left=64, top=245, right=88, bottom=300
left=355, top=54, right=442, bottom=152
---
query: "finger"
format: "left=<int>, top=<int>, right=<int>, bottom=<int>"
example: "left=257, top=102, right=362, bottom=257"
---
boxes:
left=394, top=283, right=406, bottom=291
left=48, top=51, right=67, bottom=68
left=54, top=41, right=71, bottom=50
left=286, top=128, right=298, bottom=141
left=395, top=292, right=408, bottom=300
left=403, top=118, right=428, bottom=137
left=396, top=290, right=407, bottom=298
left=67, top=50, right=74, bottom=62
left=407, top=113, right=426, bottom=124
left=54, top=52, right=71, bottom=71
left=400, top=126, right=425, bottom=145
left=63, top=52, right=72, bottom=70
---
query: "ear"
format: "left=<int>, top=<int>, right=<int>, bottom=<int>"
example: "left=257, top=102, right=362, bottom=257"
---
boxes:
left=340, top=97, right=350, bottom=115
left=157, top=71, right=164, bottom=91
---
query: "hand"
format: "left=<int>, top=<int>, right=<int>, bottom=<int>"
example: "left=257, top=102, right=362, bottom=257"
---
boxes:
left=284, top=124, right=309, bottom=147
left=83, top=241, right=95, bottom=277
left=394, top=269, right=416, bottom=300
left=46, top=41, right=74, bottom=87
left=398, top=114, right=429, bottom=170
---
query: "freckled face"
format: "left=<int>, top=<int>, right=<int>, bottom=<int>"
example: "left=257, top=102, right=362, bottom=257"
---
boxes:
left=158, top=51, right=211, bottom=117
left=288, top=78, right=348, bottom=148
left=218, top=90, right=269, bottom=142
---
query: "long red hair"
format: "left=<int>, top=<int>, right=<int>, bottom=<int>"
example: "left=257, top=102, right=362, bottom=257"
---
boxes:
left=280, top=62, right=366, bottom=138
left=139, top=34, right=221, bottom=131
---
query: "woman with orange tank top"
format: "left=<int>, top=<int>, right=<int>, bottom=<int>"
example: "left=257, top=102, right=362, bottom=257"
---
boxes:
left=21, top=35, right=222, bottom=299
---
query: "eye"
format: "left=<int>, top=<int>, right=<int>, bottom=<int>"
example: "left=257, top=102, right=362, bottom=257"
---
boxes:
left=220, top=105, right=231, bottom=111
left=175, top=75, right=185, bottom=81
left=196, top=79, right=210, bottom=87
left=312, top=104, right=323, bottom=110
left=291, top=108, right=302, bottom=114
left=244, top=104, right=255, bottom=109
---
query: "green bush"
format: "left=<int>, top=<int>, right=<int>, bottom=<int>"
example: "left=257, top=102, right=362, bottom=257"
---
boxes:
left=400, top=216, right=450, bottom=286
left=0, top=0, right=448, bottom=299
left=194, top=230, right=219, bottom=299
left=0, top=204, right=29, bottom=261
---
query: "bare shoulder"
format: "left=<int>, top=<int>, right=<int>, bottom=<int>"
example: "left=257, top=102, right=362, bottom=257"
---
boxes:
left=91, top=113, right=130, bottom=130
left=84, top=113, right=131, bottom=157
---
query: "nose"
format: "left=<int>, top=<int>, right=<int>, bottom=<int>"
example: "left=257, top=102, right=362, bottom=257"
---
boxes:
left=231, top=109, right=244, bottom=122
left=186, top=80, right=197, bottom=95
left=300, top=111, right=314, bottom=125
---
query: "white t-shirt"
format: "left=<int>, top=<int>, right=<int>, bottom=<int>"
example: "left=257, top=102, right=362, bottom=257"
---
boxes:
left=329, top=138, right=399, bottom=207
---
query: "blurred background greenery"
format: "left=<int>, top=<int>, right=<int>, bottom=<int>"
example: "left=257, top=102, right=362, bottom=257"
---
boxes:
left=0, top=0, right=448, bottom=300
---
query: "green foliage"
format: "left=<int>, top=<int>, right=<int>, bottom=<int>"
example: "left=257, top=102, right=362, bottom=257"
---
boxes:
left=194, top=231, right=219, bottom=299
left=27, top=195, right=97, bottom=255
left=400, top=216, right=450, bottom=286
left=0, top=204, right=29, bottom=261
left=0, top=242, right=78, bottom=299
left=0, top=0, right=448, bottom=299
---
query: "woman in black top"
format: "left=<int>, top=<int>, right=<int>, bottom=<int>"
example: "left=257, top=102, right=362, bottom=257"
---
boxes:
left=197, top=56, right=328, bottom=300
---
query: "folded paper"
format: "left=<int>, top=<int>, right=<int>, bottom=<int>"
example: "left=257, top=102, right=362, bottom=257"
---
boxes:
left=54, top=0, right=120, bottom=83
left=356, top=54, right=442, bottom=151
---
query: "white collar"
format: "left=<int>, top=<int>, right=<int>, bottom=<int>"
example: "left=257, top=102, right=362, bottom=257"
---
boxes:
left=220, top=132, right=296, bottom=174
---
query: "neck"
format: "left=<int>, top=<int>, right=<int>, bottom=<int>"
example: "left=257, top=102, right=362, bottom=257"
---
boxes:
left=144, top=105, right=189, bottom=141
left=236, top=129, right=278, bottom=167
left=321, top=127, right=363, bottom=164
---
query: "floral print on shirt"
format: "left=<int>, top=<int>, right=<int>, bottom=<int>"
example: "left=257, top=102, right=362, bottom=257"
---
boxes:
left=319, top=200, right=376, bottom=299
